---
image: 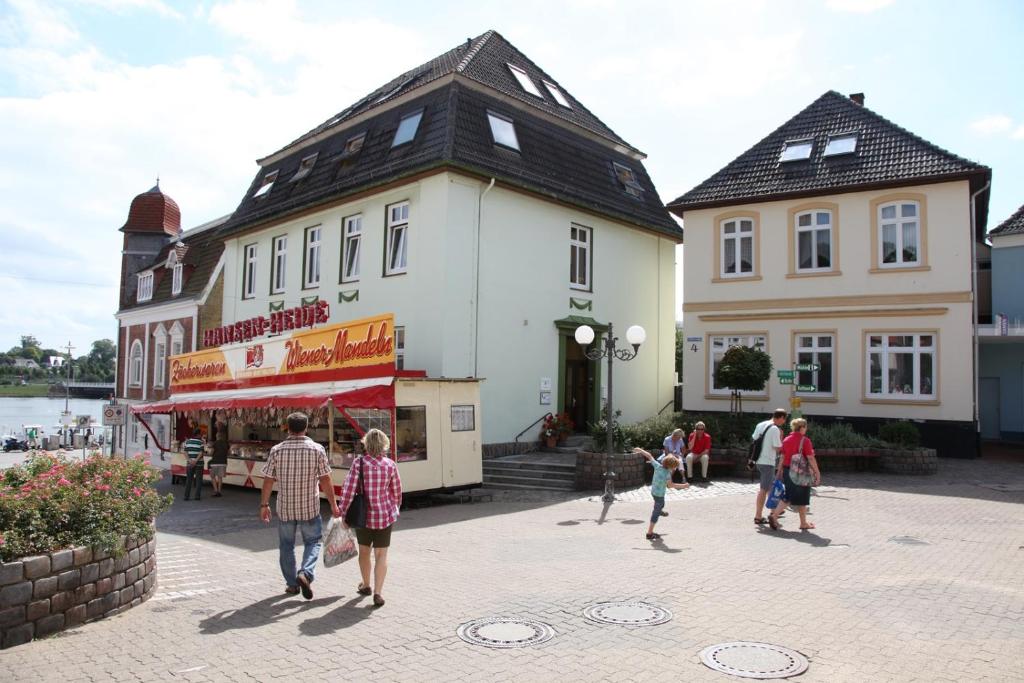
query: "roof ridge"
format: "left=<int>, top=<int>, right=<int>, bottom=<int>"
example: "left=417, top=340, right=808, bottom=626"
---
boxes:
left=456, top=30, right=495, bottom=73
left=990, top=203, right=1024, bottom=235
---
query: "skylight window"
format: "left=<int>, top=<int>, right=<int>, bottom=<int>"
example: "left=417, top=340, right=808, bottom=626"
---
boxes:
left=780, top=139, right=813, bottom=162
left=375, top=74, right=420, bottom=105
left=253, top=170, right=278, bottom=199
left=507, top=63, right=544, bottom=99
left=543, top=80, right=572, bottom=108
left=613, top=162, right=644, bottom=198
left=487, top=111, right=519, bottom=151
left=392, top=110, right=423, bottom=148
left=824, top=133, right=858, bottom=157
left=290, top=152, right=318, bottom=182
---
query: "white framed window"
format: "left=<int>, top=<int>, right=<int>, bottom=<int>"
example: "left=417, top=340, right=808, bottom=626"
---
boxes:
left=570, top=224, right=591, bottom=291
left=721, top=218, right=754, bottom=277
left=385, top=202, right=409, bottom=275
left=171, top=338, right=182, bottom=357
left=340, top=132, right=366, bottom=159
left=290, top=152, right=318, bottom=182
left=487, top=111, right=519, bottom=150
left=879, top=201, right=921, bottom=267
left=867, top=333, right=936, bottom=400
left=271, top=235, right=287, bottom=294
left=171, top=263, right=183, bottom=296
left=137, top=272, right=154, bottom=302
left=242, top=243, right=258, bottom=299
left=795, top=210, right=832, bottom=272
left=128, top=340, right=143, bottom=387
left=613, top=162, right=643, bottom=197
left=395, top=326, right=405, bottom=370
left=507, top=63, right=544, bottom=98
left=341, top=215, right=362, bottom=283
left=710, top=335, right=767, bottom=396
left=795, top=334, right=834, bottom=397
left=153, top=340, right=166, bottom=388
left=451, top=405, right=475, bottom=432
left=824, top=132, right=858, bottom=156
left=543, top=80, right=571, bottom=108
left=303, top=226, right=321, bottom=288
left=253, top=170, right=278, bottom=199
left=780, top=138, right=812, bottom=162
left=392, top=110, right=423, bottom=147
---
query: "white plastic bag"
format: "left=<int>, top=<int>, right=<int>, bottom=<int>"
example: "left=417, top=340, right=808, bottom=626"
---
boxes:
left=323, top=517, right=358, bottom=567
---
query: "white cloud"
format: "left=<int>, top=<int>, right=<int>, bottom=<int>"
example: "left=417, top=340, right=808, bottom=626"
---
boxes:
left=825, top=0, right=896, bottom=13
left=70, top=0, right=184, bottom=20
left=1012, top=124, right=1024, bottom=140
left=970, top=114, right=1013, bottom=135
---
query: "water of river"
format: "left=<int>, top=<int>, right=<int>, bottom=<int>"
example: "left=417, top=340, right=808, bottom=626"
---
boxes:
left=0, top=397, right=108, bottom=436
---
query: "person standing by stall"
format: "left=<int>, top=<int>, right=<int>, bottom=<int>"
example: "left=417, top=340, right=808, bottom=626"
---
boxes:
left=260, top=412, right=339, bottom=599
left=209, top=427, right=229, bottom=497
left=182, top=430, right=206, bottom=501
left=338, top=428, right=402, bottom=608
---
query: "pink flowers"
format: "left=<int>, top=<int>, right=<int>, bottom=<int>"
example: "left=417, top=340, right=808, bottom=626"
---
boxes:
left=57, top=477, right=71, bottom=486
left=131, top=487, right=143, bottom=497
left=95, top=484, right=111, bottom=492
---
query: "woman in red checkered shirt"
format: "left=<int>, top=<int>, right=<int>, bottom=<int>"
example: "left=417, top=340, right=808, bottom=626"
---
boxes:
left=339, top=428, right=403, bottom=608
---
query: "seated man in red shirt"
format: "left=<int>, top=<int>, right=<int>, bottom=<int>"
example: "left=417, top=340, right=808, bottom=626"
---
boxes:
left=685, top=422, right=712, bottom=482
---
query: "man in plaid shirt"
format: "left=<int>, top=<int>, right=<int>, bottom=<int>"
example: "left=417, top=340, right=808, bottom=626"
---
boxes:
left=260, top=412, right=339, bottom=599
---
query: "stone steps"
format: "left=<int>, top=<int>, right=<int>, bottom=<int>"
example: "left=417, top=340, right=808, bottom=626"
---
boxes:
left=482, top=454, right=577, bottom=491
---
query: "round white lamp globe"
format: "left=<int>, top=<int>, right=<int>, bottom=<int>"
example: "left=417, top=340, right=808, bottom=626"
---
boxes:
left=626, top=325, right=646, bottom=346
left=574, top=325, right=595, bottom=346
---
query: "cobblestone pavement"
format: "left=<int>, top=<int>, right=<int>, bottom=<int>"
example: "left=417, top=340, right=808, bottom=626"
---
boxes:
left=2, top=459, right=1022, bottom=681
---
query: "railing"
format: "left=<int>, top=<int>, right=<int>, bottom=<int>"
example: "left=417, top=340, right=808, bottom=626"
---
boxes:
left=657, top=400, right=675, bottom=416
left=514, top=412, right=553, bottom=443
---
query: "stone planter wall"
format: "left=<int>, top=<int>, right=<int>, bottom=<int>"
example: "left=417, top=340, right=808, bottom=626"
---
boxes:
left=879, top=448, right=938, bottom=475
left=575, top=451, right=646, bottom=491
left=482, top=441, right=537, bottom=459
left=0, top=535, right=157, bottom=649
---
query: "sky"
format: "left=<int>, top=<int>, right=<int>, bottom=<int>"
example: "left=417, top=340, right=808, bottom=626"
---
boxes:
left=1, top=0, right=1022, bottom=355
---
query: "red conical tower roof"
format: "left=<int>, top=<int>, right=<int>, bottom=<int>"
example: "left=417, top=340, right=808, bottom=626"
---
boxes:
left=120, top=182, right=181, bottom=236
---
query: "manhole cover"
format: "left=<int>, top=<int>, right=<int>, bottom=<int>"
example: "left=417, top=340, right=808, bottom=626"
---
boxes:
left=456, top=617, right=555, bottom=648
left=583, top=601, right=672, bottom=626
left=700, top=642, right=808, bottom=679
left=889, top=535, right=929, bottom=546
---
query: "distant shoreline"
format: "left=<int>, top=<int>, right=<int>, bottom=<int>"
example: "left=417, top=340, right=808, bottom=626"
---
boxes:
left=0, top=385, right=52, bottom=398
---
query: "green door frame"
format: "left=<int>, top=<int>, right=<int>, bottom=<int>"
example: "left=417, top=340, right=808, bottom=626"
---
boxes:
left=554, top=315, right=607, bottom=427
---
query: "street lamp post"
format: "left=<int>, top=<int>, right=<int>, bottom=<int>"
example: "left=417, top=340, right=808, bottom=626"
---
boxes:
left=574, top=322, right=646, bottom=503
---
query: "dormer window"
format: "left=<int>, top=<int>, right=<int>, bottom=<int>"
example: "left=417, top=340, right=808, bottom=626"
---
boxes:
left=487, top=111, right=519, bottom=151
left=392, top=110, right=423, bottom=148
left=543, top=81, right=571, bottom=108
left=253, top=170, right=278, bottom=199
left=171, top=262, right=183, bottom=296
left=613, top=162, right=644, bottom=198
left=137, top=272, right=154, bottom=302
left=507, top=63, right=544, bottom=99
left=340, top=133, right=366, bottom=159
left=780, top=139, right=813, bottom=162
left=824, top=133, right=858, bottom=157
left=290, top=153, right=318, bottom=182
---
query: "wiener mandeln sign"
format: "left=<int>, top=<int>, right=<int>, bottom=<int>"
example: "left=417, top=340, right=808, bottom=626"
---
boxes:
left=170, top=313, right=395, bottom=393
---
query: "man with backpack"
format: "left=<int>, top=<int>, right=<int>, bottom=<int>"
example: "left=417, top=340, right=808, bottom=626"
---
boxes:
left=750, top=408, right=787, bottom=525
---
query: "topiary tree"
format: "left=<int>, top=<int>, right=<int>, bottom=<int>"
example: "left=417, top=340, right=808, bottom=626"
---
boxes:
left=714, top=345, right=772, bottom=415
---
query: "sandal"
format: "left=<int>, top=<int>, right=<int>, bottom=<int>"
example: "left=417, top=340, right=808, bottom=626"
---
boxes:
left=767, top=515, right=780, bottom=531
left=356, top=583, right=372, bottom=596
left=645, top=532, right=661, bottom=540
left=373, top=594, right=385, bottom=608
left=754, top=517, right=766, bottom=525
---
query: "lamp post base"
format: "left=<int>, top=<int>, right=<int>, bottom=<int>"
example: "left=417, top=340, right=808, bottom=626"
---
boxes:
left=601, top=472, right=616, bottom=503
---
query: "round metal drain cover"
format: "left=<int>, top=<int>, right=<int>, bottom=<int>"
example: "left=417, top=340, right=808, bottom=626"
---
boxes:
left=456, top=617, right=555, bottom=649
left=583, top=601, right=672, bottom=626
left=699, top=641, right=808, bottom=679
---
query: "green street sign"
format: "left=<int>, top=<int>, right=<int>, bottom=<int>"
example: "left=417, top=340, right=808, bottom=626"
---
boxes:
left=776, top=369, right=794, bottom=379
left=794, top=363, right=820, bottom=372
left=796, top=384, right=817, bottom=392
left=779, top=378, right=794, bottom=385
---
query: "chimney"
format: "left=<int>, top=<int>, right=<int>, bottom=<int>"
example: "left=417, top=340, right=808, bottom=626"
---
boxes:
left=849, top=92, right=865, bottom=106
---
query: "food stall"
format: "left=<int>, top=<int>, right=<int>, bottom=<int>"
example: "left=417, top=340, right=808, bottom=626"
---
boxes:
left=131, top=310, right=482, bottom=496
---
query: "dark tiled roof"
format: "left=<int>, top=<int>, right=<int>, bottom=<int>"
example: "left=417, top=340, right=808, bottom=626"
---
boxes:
left=669, top=91, right=990, bottom=212
left=990, top=204, right=1024, bottom=236
left=216, top=40, right=679, bottom=239
left=271, top=31, right=635, bottom=160
left=119, top=229, right=225, bottom=313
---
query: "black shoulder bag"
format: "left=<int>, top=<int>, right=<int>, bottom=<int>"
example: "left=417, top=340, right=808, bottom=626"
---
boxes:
left=747, top=424, right=771, bottom=471
left=344, top=457, right=369, bottom=528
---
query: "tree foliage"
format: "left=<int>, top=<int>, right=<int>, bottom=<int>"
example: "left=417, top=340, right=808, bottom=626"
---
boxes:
left=714, top=345, right=772, bottom=414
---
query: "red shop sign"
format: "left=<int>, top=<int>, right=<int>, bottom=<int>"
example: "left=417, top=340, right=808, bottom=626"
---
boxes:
left=203, top=300, right=330, bottom=348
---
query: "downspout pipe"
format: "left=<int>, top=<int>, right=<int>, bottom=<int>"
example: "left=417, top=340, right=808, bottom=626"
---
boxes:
left=970, top=180, right=991, bottom=457
left=473, top=178, right=496, bottom=378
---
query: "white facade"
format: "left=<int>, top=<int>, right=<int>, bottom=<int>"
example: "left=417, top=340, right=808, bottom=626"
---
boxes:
left=221, top=171, right=678, bottom=444
left=681, top=180, right=975, bottom=422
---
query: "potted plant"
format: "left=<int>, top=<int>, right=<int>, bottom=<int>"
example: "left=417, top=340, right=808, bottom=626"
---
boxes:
left=540, top=412, right=574, bottom=447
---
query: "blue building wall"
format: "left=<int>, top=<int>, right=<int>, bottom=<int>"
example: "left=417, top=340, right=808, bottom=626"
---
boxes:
left=991, top=244, right=1024, bottom=322
left=979, top=345, right=1024, bottom=439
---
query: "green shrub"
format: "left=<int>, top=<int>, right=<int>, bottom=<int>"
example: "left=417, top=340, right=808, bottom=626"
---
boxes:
left=806, top=422, right=881, bottom=449
left=0, top=452, right=172, bottom=562
left=620, top=413, right=681, bottom=449
left=589, top=411, right=629, bottom=452
left=878, top=421, right=921, bottom=448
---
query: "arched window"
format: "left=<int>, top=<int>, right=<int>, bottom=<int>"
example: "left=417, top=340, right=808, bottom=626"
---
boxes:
left=129, top=340, right=143, bottom=387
